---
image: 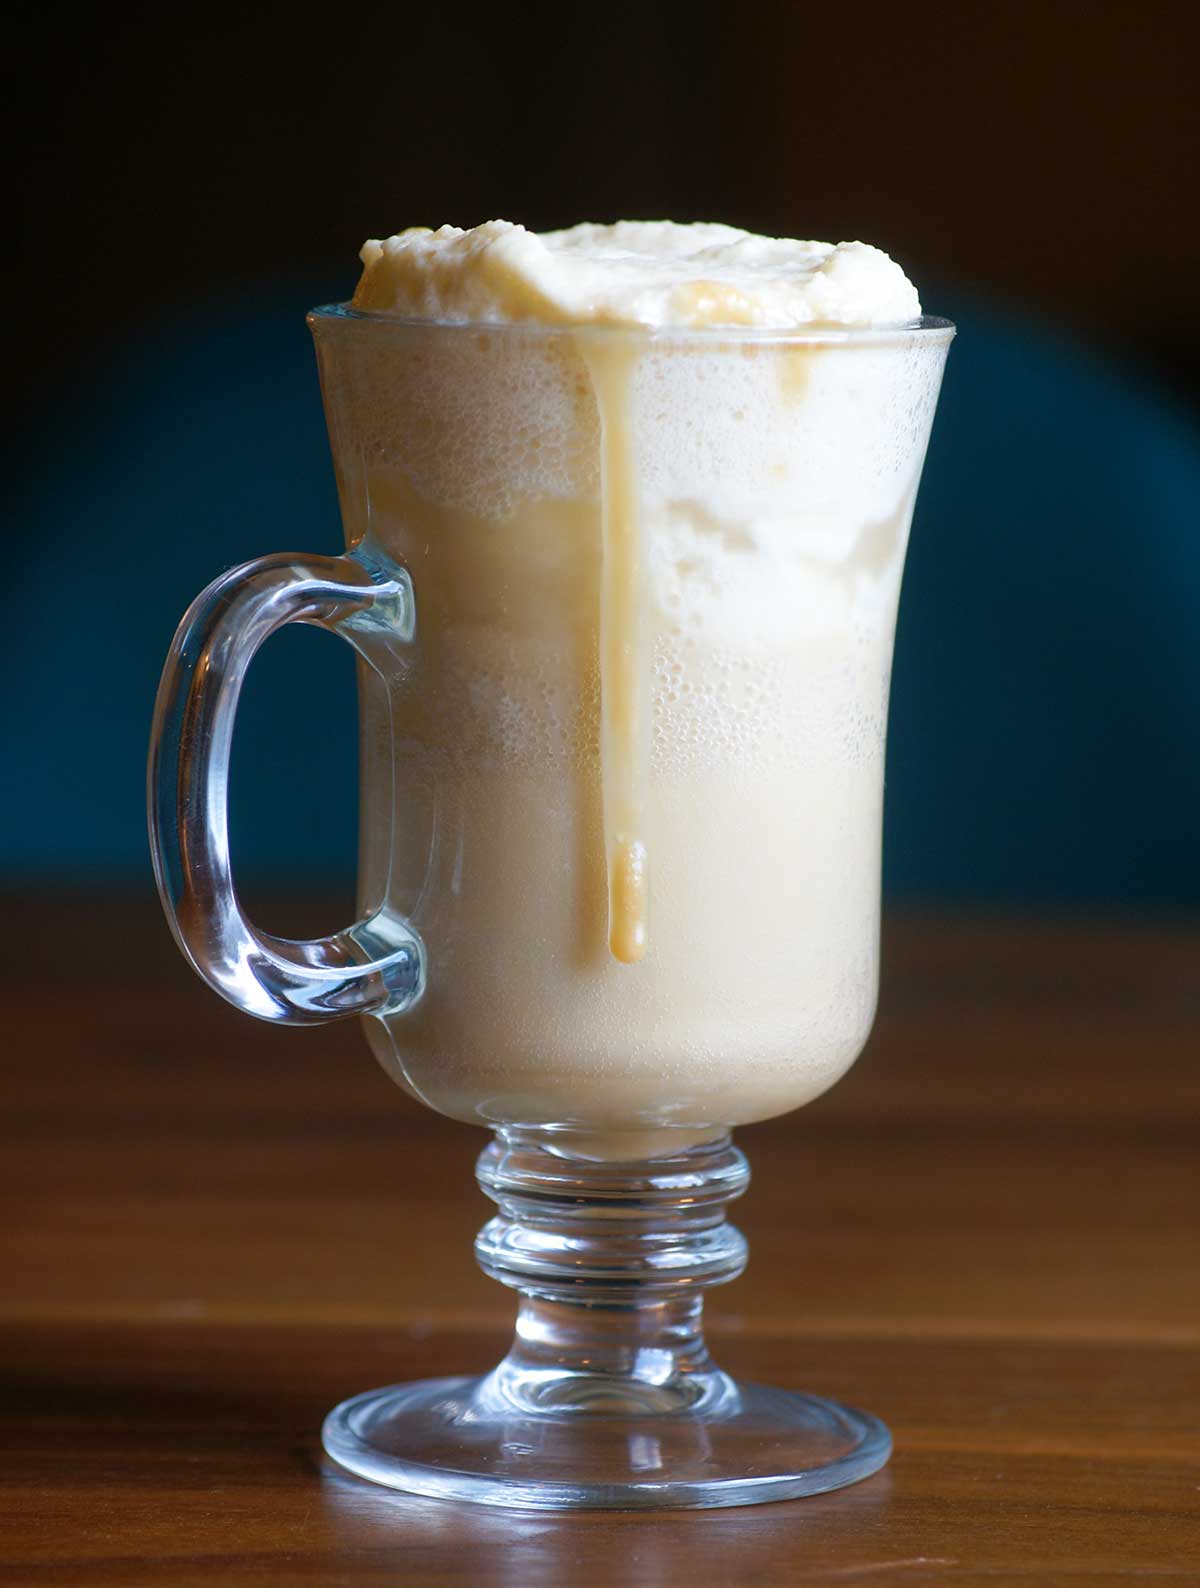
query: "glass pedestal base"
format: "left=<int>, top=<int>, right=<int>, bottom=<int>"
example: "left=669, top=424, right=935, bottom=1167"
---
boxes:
left=323, top=1372, right=890, bottom=1510
left=322, top=1131, right=892, bottom=1510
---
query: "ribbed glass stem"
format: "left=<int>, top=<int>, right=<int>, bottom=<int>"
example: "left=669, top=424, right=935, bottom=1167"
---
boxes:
left=474, top=1131, right=750, bottom=1414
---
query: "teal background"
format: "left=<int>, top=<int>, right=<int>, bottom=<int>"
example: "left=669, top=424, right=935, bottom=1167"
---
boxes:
left=4, top=288, right=1198, bottom=910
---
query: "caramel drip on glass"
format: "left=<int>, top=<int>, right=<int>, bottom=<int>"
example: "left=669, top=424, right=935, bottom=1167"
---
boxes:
left=581, top=338, right=648, bottom=964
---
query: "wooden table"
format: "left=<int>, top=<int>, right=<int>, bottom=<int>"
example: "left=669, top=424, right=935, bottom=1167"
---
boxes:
left=2, top=896, right=1198, bottom=1584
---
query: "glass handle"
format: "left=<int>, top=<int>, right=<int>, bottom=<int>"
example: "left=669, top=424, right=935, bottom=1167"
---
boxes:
left=147, top=547, right=425, bottom=1024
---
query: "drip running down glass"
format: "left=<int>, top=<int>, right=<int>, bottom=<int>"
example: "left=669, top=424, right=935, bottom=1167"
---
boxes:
left=148, top=307, right=953, bottom=1508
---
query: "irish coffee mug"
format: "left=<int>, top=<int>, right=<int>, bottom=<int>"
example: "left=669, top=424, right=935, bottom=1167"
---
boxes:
left=149, top=307, right=953, bottom=1508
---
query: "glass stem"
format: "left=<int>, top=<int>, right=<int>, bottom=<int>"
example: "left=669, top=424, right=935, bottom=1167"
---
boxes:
left=474, top=1131, right=750, bottom=1414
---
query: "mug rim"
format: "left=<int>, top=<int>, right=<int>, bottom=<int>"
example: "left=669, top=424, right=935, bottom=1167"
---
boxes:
left=307, top=303, right=956, bottom=345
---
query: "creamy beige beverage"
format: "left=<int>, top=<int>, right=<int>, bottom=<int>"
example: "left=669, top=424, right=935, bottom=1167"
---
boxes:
left=310, top=221, right=949, bottom=1156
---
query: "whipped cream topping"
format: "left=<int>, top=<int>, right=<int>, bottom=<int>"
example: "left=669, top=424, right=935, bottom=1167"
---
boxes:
left=352, top=220, right=921, bottom=330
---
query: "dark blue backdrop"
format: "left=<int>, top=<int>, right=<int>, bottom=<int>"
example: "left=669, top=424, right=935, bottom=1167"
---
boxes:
left=5, top=286, right=1198, bottom=910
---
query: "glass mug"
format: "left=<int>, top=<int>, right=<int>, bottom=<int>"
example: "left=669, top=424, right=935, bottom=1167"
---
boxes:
left=149, top=307, right=952, bottom=1508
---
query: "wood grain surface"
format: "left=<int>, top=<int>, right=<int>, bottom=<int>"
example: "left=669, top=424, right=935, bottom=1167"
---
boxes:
left=2, top=896, right=1198, bottom=1584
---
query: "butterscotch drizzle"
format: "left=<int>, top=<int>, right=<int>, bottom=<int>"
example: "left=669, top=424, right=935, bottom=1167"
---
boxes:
left=582, top=338, right=649, bottom=964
